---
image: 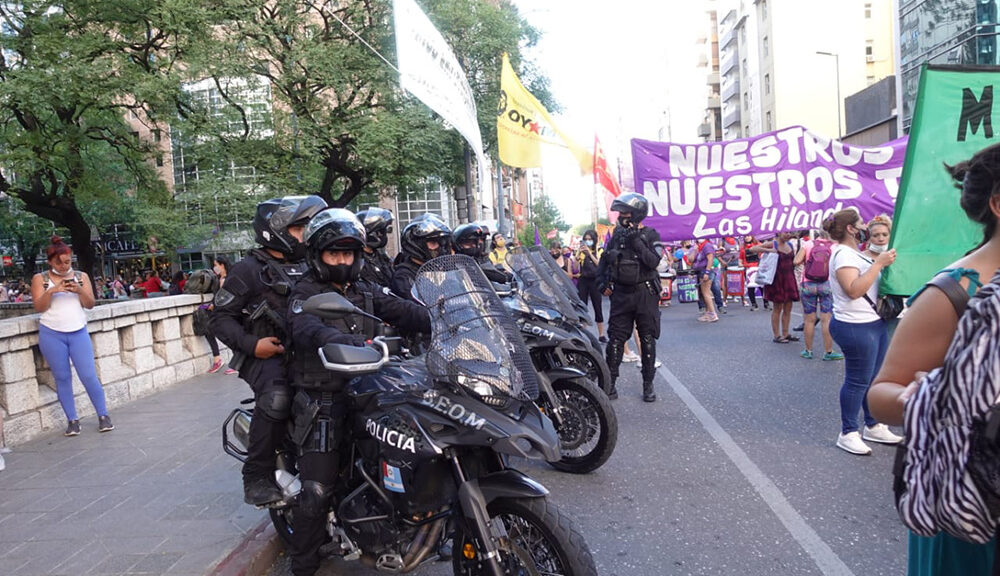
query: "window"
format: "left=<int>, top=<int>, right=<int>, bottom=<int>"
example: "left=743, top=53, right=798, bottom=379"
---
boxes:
left=866, top=41, right=874, bottom=57
left=764, top=74, right=770, bottom=95
left=865, top=2, right=871, bottom=18
left=743, top=92, right=749, bottom=109
left=152, top=129, right=161, bottom=143
left=763, top=36, right=769, bottom=57
left=155, top=155, right=164, bottom=167
left=761, top=0, right=767, bottom=20
left=744, top=125, right=750, bottom=136
left=766, top=111, right=773, bottom=130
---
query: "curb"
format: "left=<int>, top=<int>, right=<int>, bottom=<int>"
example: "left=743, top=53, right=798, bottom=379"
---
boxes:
left=210, top=516, right=284, bottom=576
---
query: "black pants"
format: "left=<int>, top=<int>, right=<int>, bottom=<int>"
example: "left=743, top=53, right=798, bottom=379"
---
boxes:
left=244, top=358, right=291, bottom=481
left=577, top=276, right=604, bottom=323
left=606, top=282, right=660, bottom=383
left=204, top=332, right=221, bottom=357
left=290, top=392, right=347, bottom=576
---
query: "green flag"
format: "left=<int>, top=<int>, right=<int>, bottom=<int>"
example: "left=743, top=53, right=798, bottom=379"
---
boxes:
left=882, top=65, right=1000, bottom=296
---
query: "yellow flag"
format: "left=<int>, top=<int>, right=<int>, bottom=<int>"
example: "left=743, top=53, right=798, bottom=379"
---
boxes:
left=497, top=54, right=592, bottom=173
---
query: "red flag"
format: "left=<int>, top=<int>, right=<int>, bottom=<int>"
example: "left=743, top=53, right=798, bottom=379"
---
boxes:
left=593, top=135, right=622, bottom=198
left=545, top=229, right=558, bottom=239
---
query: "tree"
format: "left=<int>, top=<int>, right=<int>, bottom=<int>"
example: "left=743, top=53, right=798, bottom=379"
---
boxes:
left=183, top=0, right=552, bottom=211
left=517, top=194, right=568, bottom=247
left=0, top=1, right=212, bottom=281
left=0, top=195, right=54, bottom=281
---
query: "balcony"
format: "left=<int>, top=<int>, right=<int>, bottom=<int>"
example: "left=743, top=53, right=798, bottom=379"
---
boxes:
left=720, top=26, right=735, bottom=49
left=722, top=78, right=740, bottom=102
left=707, top=94, right=721, bottom=109
left=706, top=72, right=720, bottom=85
left=698, top=123, right=712, bottom=138
left=720, top=50, right=737, bottom=76
left=722, top=106, right=742, bottom=128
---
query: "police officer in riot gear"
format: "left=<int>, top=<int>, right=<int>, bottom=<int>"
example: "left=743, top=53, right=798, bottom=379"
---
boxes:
left=390, top=213, right=452, bottom=300
left=355, top=207, right=395, bottom=288
left=287, top=208, right=430, bottom=576
left=452, top=223, right=513, bottom=284
left=211, top=195, right=327, bottom=506
left=599, top=193, right=662, bottom=402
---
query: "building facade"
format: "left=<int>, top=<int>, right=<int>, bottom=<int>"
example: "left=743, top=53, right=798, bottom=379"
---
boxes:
left=899, top=0, right=1000, bottom=130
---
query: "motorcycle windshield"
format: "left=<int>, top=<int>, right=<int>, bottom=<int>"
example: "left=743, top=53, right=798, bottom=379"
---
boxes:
left=505, top=247, right=577, bottom=322
left=526, top=246, right=592, bottom=322
left=413, top=255, right=539, bottom=403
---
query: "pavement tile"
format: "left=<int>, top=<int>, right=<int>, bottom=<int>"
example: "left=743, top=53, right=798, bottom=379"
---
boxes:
left=89, top=553, right=146, bottom=575
left=126, top=552, right=183, bottom=574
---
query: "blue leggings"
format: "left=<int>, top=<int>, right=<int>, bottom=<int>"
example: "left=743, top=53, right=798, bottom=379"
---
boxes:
left=37, top=325, right=108, bottom=421
left=829, top=318, right=886, bottom=434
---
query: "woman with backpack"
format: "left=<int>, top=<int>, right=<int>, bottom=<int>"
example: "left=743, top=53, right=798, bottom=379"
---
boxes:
left=793, top=230, right=842, bottom=361
left=869, top=145, right=1000, bottom=575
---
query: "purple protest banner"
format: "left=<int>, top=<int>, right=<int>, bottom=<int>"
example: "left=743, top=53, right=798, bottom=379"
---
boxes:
left=631, top=126, right=908, bottom=241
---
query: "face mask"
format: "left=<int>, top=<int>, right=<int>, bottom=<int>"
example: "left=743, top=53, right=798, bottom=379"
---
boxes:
left=618, top=215, right=633, bottom=228
left=289, top=242, right=307, bottom=261
left=585, top=239, right=594, bottom=247
left=551, top=252, right=560, bottom=260
left=51, top=267, right=74, bottom=277
left=854, top=227, right=871, bottom=245
left=328, top=264, right=352, bottom=285
left=868, top=243, right=886, bottom=254
left=371, top=231, right=388, bottom=249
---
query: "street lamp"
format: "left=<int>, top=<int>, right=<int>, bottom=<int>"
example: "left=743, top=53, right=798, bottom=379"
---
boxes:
left=816, top=51, right=842, bottom=139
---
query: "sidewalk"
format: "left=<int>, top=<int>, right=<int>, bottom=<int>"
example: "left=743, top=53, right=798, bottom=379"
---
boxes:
left=0, top=371, right=275, bottom=575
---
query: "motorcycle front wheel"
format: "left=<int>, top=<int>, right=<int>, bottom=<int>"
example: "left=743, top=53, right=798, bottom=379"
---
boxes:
left=452, top=497, right=597, bottom=576
left=562, top=349, right=610, bottom=396
left=544, top=378, right=618, bottom=474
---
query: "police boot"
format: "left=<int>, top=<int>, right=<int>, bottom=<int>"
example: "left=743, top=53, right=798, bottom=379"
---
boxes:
left=639, top=334, right=657, bottom=402
left=605, top=339, right=624, bottom=400
left=244, top=476, right=282, bottom=507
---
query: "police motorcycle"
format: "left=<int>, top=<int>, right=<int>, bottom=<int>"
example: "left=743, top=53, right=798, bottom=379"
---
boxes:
left=224, top=255, right=598, bottom=576
left=508, top=247, right=612, bottom=395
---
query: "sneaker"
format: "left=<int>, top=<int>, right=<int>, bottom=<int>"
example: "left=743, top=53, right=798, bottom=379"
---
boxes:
left=720, top=306, right=728, bottom=314
left=836, top=431, right=872, bottom=455
left=622, top=352, right=640, bottom=363
left=823, top=351, right=845, bottom=361
left=598, top=336, right=608, bottom=344
left=0, top=446, right=11, bottom=454
left=0, top=453, right=5, bottom=472
left=64, top=420, right=81, bottom=437
left=208, top=358, right=223, bottom=373
left=98, top=415, right=115, bottom=433
left=224, top=368, right=237, bottom=375
left=704, top=313, right=719, bottom=323
left=751, top=304, right=758, bottom=311
left=654, top=359, right=663, bottom=368
left=800, top=349, right=814, bottom=359
left=863, top=424, right=903, bottom=445
left=793, top=323, right=804, bottom=332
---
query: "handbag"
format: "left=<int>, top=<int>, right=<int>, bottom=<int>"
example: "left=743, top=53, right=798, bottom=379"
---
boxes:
left=192, top=306, right=211, bottom=336
left=755, top=252, right=779, bottom=286
left=862, top=293, right=904, bottom=322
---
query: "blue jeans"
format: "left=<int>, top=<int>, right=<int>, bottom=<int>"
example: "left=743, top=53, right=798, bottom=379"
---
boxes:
left=37, top=325, right=108, bottom=421
left=829, top=318, right=886, bottom=434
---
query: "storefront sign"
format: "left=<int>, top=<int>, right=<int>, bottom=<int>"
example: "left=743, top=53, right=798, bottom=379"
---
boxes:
left=2, top=255, right=12, bottom=267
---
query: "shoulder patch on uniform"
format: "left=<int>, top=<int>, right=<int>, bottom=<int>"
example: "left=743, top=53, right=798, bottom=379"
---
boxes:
left=223, top=275, right=249, bottom=297
left=214, top=288, right=237, bottom=308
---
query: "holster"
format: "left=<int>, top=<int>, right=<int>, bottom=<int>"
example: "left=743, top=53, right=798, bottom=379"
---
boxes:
left=292, top=390, right=345, bottom=454
left=291, top=390, right=321, bottom=447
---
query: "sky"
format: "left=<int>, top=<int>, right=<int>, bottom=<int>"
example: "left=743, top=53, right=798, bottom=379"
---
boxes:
left=511, top=1, right=707, bottom=226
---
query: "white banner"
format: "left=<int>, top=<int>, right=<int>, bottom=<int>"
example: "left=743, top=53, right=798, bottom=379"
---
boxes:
left=393, top=0, right=490, bottom=195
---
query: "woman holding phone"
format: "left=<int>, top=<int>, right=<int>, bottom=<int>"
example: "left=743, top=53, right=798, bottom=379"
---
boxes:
left=31, top=236, right=114, bottom=436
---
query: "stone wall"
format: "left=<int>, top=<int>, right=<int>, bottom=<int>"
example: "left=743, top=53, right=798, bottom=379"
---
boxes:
left=0, top=295, right=230, bottom=445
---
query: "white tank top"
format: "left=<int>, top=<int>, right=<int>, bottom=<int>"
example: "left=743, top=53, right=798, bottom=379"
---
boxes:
left=39, top=271, right=89, bottom=333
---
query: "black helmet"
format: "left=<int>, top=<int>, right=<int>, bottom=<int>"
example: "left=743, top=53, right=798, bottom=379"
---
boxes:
left=355, top=207, right=394, bottom=249
left=400, top=214, right=452, bottom=263
left=610, top=193, right=650, bottom=226
left=303, top=208, right=367, bottom=283
left=452, top=223, right=488, bottom=258
left=254, top=195, right=327, bottom=259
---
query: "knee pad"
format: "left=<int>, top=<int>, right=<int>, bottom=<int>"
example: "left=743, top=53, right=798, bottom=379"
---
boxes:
left=298, top=480, right=333, bottom=519
left=257, top=387, right=292, bottom=422
left=605, top=340, right=624, bottom=378
left=639, top=334, right=657, bottom=380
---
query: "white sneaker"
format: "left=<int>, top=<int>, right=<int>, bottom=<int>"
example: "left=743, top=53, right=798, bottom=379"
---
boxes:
left=654, top=359, right=663, bottom=368
left=622, top=352, right=640, bottom=363
left=0, top=453, right=5, bottom=472
left=863, top=424, right=903, bottom=445
left=836, top=432, right=872, bottom=455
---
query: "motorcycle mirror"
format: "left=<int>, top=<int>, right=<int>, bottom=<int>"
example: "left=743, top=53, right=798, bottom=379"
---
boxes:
left=301, top=292, right=360, bottom=319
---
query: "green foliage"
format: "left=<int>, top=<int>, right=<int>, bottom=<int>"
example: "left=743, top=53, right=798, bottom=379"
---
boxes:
left=517, top=194, right=567, bottom=247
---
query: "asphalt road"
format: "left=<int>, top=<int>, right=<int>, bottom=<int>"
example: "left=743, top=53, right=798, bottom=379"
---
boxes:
left=267, top=300, right=907, bottom=576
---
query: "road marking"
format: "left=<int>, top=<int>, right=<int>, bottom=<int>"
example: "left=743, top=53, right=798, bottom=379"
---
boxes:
left=657, top=366, right=857, bottom=576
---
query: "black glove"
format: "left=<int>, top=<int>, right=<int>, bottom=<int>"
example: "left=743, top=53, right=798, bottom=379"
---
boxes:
left=631, top=229, right=648, bottom=251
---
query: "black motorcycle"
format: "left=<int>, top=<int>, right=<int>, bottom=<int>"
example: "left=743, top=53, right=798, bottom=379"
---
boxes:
left=223, top=256, right=597, bottom=576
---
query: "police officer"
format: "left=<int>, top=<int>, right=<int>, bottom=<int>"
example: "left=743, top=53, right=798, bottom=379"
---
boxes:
left=390, top=213, right=451, bottom=301
left=355, top=207, right=395, bottom=288
left=287, top=208, right=431, bottom=576
left=452, top=223, right=513, bottom=284
left=211, top=195, right=327, bottom=506
left=599, top=193, right=662, bottom=402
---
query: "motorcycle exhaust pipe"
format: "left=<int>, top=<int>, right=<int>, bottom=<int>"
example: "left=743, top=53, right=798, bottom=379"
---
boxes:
left=403, top=518, right=445, bottom=572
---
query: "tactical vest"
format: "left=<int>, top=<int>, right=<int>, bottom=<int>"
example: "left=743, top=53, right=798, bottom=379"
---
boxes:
left=609, top=229, right=658, bottom=286
left=292, top=284, right=376, bottom=391
left=360, top=250, right=393, bottom=288
left=248, top=248, right=306, bottom=335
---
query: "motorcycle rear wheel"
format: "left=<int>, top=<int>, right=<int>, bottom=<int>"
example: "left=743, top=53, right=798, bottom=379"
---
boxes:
left=452, top=496, right=597, bottom=576
left=562, top=349, right=610, bottom=396
left=545, top=378, right=618, bottom=474
left=269, top=507, right=296, bottom=547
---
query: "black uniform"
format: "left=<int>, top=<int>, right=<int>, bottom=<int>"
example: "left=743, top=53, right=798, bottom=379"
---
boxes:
left=211, top=249, right=306, bottom=485
left=600, top=225, right=662, bottom=397
left=286, top=274, right=430, bottom=576
left=389, top=257, right=420, bottom=301
left=359, top=248, right=393, bottom=288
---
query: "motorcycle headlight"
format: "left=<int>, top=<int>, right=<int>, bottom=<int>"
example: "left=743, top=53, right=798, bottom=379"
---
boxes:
left=531, top=307, right=559, bottom=322
left=457, top=375, right=511, bottom=409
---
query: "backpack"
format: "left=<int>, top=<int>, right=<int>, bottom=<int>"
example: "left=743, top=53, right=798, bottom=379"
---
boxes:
left=803, top=239, right=832, bottom=282
left=183, top=269, right=219, bottom=295
left=894, top=271, right=1000, bottom=543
